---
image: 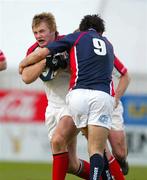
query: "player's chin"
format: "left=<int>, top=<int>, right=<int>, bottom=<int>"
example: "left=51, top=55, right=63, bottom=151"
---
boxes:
left=38, top=41, right=47, bottom=48
left=39, top=43, right=45, bottom=48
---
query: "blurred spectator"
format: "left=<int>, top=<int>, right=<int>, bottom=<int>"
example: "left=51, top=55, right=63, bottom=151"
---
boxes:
left=0, top=49, right=7, bottom=71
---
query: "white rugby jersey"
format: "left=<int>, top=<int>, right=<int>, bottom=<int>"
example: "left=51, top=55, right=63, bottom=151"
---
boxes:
left=44, top=68, right=70, bottom=107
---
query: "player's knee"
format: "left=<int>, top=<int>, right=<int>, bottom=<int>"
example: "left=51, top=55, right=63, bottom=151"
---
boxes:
left=51, top=134, right=67, bottom=152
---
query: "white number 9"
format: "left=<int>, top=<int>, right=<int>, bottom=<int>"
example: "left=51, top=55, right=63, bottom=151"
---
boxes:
left=93, top=38, right=106, bottom=56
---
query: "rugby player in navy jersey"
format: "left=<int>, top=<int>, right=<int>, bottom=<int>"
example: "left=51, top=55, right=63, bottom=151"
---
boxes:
left=72, top=28, right=129, bottom=180
left=19, top=12, right=90, bottom=180
left=19, top=14, right=116, bottom=180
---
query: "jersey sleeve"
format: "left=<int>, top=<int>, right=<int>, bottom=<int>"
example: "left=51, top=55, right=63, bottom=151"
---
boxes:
left=0, top=50, right=6, bottom=62
left=46, top=33, right=79, bottom=55
left=113, top=56, right=128, bottom=78
left=26, top=42, right=39, bottom=56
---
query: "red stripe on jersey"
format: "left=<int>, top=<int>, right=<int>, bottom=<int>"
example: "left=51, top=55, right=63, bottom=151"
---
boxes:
left=26, top=42, right=39, bottom=56
left=69, top=46, right=78, bottom=90
left=111, top=56, right=128, bottom=97
left=114, top=56, right=127, bottom=75
left=69, top=32, right=87, bottom=90
left=74, top=32, right=87, bottom=45
left=111, top=81, right=115, bottom=97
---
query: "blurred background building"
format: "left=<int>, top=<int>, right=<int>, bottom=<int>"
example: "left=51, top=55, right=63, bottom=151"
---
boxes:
left=0, top=0, right=147, bottom=165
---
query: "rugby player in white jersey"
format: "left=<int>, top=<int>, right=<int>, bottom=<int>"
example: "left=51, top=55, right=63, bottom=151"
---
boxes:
left=19, top=12, right=90, bottom=180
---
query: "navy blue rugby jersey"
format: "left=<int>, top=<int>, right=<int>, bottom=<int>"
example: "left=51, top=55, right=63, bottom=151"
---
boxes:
left=46, top=29, right=114, bottom=95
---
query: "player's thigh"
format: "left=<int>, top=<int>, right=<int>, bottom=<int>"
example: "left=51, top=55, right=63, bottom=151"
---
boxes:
left=54, top=115, right=79, bottom=143
left=45, top=106, right=59, bottom=140
left=111, top=101, right=125, bottom=130
left=108, top=130, right=127, bottom=152
left=88, top=125, right=109, bottom=156
left=46, top=104, right=77, bottom=141
left=110, top=101, right=127, bottom=153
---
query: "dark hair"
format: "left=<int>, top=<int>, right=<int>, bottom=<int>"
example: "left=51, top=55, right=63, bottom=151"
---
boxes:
left=79, top=14, right=105, bottom=34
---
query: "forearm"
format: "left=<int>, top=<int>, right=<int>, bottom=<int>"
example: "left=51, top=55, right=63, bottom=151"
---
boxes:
left=19, top=47, right=50, bottom=74
left=21, top=59, right=46, bottom=84
left=115, top=72, right=131, bottom=100
left=24, top=48, right=49, bottom=66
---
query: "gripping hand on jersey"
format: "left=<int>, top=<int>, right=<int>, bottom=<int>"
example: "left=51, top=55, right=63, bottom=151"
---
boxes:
left=40, top=52, right=68, bottom=81
left=45, top=52, right=68, bottom=71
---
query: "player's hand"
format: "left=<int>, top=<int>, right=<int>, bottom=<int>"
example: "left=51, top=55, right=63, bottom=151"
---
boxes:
left=46, top=53, right=68, bottom=71
left=114, top=96, right=119, bottom=109
left=19, top=65, right=23, bottom=74
left=19, top=59, right=27, bottom=74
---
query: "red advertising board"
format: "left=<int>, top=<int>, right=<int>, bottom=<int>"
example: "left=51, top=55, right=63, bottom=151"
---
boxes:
left=0, top=89, right=47, bottom=123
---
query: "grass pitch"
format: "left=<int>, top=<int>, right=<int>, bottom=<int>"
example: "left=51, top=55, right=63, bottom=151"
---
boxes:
left=0, top=161, right=147, bottom=180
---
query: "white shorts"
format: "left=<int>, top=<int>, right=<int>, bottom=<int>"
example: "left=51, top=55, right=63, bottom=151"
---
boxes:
left=111, top=100, right=125, bottom=130
left=45, top=104, right=71, bottom=140
left=66, top=89, right=114, bottom=129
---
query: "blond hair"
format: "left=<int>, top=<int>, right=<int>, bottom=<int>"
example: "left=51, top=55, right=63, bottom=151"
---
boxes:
left=32, top=12, right=57, bottom=32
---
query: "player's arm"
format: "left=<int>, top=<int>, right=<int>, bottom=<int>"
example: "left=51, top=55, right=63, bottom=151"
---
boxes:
left=21, top=59, right=46, bottom=84
left=19, top=48, right=49, bottom=74
left=115, top=72, right=130, bottom=105
left=19, top=33, right=78, bottom=74
left=113, top=56, right=131, bottom=107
